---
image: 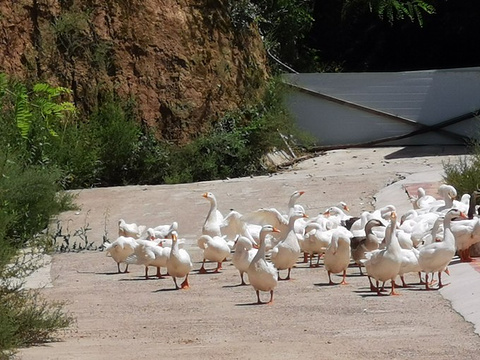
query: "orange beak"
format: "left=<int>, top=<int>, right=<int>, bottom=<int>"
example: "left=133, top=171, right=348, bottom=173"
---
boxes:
left=202, top=192, right=208, bottom=198
left=272, top=227, right=281, bottom=233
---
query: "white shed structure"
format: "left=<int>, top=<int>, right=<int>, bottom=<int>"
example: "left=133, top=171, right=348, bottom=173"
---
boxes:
left=283, top=67, right=480, bottom=148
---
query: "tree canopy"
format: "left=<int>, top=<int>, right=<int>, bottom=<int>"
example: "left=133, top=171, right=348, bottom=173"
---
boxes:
left=247, top=0, right=480, bottom=72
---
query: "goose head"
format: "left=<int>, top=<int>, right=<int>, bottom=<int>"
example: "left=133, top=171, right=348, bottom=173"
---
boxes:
left=288, top=190, right=305, bottom=207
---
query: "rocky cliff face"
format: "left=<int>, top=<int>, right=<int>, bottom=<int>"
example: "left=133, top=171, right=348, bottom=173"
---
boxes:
left=0, top=0, right=268, bottom=143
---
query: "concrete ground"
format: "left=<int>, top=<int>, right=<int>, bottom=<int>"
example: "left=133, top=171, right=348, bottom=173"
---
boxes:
left=18, top=145, right=480, bottom=359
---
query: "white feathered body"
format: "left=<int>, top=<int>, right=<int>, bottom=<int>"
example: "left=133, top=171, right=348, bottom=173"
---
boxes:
left=105, top=236, right=138, bottom=264
left=197, top=235, right=231, bottom=262
left=324, top=228, right=352, bottom=274
left=232, top=236, right=258, bottom=275
left=363, top=219, right=402, bottom=283
left=118, top=219, right=145, bottom=238
left=167, top=242, right=192, bottom=278
left=270, top=228, right=301, bottom=271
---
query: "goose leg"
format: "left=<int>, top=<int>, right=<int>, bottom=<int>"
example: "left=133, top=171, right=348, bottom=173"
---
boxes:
left=463, top=248, right=474, bottom=262
left=418, top=271, right=425, bottom=285
left=173, top=277, right=180, bottom=290
left=277, top=270, right=284, bottom=281
left=156, top=267, right=164, bottom=279
left=198, top=259, right=208, bottom=274
left=425, top=273, right=431, bottom=290
left=239, top=271, right=246, bottom=286
left=285, top=268, right=292, bottom=280
left=390, top=280, right=400, bottom=295
left=215, top=262, right=222, bottom=272
left=368, top=276, right=376, bottom=292
left=340, top=270, right=348, bottom=285
left=358, top=263, right=364, bottom=276
left=144, top=266, right=149, bottom=280
left=181, top=275, right=190, bottom=290
left=328, top=271, right=335, bottom=285
left=256, top=290, right=263, bottom=304
left=118, top=262, right=129, bottom=273
left=267, top=290, right=274, bottom=305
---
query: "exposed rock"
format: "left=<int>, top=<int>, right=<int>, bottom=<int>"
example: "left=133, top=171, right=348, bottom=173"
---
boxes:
left=0, top=0, right=268, bottom=144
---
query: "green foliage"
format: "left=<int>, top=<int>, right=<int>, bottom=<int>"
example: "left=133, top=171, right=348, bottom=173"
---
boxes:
left=0, top=289, right=73, bottom=357
left=227, top=0, right=315, bottom=71
left=52, top=10, right=91, bottom=59
left=443, top=142, right=480, bottom=197
left=0, top=151, right=75, bottom=356
left=343, top=0, right=436, bottom=26
left=165, top=77, right=313, bottom=183
left=0, top=151, right=75, bottom=248
left=0, top=74, right=76, bottom=167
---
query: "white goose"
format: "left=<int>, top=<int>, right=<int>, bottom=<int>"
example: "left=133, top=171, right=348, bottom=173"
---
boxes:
left=247, top=225, right=281, bottom=305
left=126, top=238, right=169, bottom=279
left=105, top=236, right=138, bottom=273
left=118, top=219, right=145, bottom=239
left=202, top=192, right=224, bottom=237
left=419, top=184, right=457, bottom=214
left=167, top=231, right=193, bottom=290
left=221, top=210, right=257, bottom=245
left=397, top=246, right=421, bottom=287
left=418, top=208, right=467, bottom=290
left=323, top=227, right=353, bottom=285
left=269, top=210, right=307, bottom=280
left=412, top=187, right=437, bottom=210
left=150, top=221, right=178, bottom=239
left=232, top=236, right=258, bottom=285
left=301, top=224, right=335, bottom=267
left=450, top=210, right=480, bottom=262
left=241, top=190, right=305, bottom=240
left=322, top=205, right=351, bottom=228
left=197, top=234, right=231, bottom=273
left=362, top=212, right=403, bottom=296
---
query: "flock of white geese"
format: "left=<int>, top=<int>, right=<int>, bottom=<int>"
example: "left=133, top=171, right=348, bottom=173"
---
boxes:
left=104, top=185, right=480, bottom=305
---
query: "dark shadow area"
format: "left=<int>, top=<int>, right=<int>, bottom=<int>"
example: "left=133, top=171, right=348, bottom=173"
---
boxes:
left=222, top=283, right=247, bottom=288
left=153, top=287, right=179, bottom=293
left=313, top=282, right=336, bottom=287
left=96, top=271, right=123, bottom=275
left=118, top=277, right=159, bottom=281
left=383, top=145, right=469, bottom=160
left=235, top=302, right=267, bottom=307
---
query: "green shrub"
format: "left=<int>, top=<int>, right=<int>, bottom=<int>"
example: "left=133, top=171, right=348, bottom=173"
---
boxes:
left=0, top=288, right=73, bottom=358
left=165, top=77, right=315, bottom=183
left=0, top=151, right=75, bottom=248
left=0, top=153, right=75, bottom=357
left=443, top=142, right=480, bottom=197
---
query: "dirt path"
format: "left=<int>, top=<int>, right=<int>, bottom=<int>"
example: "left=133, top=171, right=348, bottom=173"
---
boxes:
left=18, top=146, right=480, bottom=360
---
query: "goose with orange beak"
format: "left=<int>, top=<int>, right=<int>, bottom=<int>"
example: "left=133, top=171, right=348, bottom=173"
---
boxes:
left=247, top=225, right=281, bottom=305
left=166, top=230, right=193, bottom=290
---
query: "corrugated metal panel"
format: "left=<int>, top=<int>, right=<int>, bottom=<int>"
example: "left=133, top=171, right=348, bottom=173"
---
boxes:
left=283, top=67, right=480, bottom=147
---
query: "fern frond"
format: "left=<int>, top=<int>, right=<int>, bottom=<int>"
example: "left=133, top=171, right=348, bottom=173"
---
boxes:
left=14, top=86, right=33, bottom=139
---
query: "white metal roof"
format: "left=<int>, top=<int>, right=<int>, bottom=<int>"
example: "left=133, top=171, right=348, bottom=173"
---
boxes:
left=283, top=67, right=480, bottom=147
